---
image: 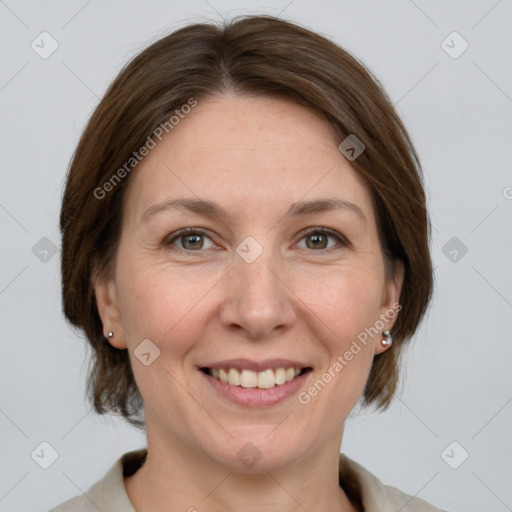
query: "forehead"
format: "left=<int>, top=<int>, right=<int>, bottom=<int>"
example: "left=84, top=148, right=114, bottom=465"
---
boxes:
left=122, top=94, right=375, bottom=226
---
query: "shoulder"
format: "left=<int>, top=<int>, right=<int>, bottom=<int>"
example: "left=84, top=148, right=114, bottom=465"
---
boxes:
left=49, top=449, right=147, bottom=512
left=339, top=454, right=448, bottom=512
left=49, top=477, right=107, bottom=512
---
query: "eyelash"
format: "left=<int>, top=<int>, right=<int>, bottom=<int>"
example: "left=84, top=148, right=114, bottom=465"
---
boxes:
left=164, top=227, right=349, bottom=254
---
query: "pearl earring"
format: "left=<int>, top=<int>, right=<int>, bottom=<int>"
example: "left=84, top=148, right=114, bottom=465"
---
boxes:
left=381, top=330, right=393, bottom=347
left=107, top=331, right=114, bottom=338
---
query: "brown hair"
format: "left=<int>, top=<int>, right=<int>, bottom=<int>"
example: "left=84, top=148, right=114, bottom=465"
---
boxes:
left=60, top=15, right=433, bottom=428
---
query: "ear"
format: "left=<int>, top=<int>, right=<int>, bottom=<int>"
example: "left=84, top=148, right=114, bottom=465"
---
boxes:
left=374, top=259, right=405, bottom=355
left=92, top=263, right=127, bottom=350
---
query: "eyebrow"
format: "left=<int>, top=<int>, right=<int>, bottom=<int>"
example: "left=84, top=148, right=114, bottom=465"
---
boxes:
left=141, top=197, right=367, bottom=225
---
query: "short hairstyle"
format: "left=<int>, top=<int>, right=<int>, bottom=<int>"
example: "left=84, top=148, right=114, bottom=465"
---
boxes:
left=60, top=15, right=434, bottom=428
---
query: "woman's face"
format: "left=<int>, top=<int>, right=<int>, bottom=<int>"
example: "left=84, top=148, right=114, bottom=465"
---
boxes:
left=95, top=94, right=403, bottom=470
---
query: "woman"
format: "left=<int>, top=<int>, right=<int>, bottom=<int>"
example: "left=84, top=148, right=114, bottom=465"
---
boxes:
left=52, top=14, right=443, bottom=511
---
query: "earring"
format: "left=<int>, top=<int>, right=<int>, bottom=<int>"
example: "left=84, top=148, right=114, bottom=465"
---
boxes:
left=381, top=330, right=393, bottom=347
left=107, top=331, right=114, bottom=339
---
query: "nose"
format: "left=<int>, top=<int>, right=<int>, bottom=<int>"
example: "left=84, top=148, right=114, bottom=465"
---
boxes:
left=219, top=249, right=297, bottom=339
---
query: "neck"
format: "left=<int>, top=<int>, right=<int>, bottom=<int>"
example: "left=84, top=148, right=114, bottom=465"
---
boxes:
left=124, top=416, right=358, bottom=512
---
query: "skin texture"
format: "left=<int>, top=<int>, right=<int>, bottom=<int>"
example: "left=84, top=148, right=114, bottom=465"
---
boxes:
left=94, top=93, right=404, bottom=511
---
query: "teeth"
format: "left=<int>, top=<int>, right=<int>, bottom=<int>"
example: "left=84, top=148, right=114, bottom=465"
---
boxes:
left=240, top=369, right=257, bottom=388
left=257, top=369, right=275, bottom=389
left=228, top=368, right=240, bottom=386
left=274, top=368, right=287, bottom=385
left=209, top=367, right=304, bottom=389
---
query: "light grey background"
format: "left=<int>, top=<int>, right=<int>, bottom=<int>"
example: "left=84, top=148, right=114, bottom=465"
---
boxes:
left=1, top=1, right=511, bottom=511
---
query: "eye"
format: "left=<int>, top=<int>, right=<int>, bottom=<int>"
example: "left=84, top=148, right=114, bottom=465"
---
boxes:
left=164, top=226, right=348, bottom=253
left=165, top=228, right=216, bottom=251
left=296, top=227, right=348, bottom=251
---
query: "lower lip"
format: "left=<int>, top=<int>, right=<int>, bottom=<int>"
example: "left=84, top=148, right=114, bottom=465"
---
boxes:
left=200, top=370, right=310, bottom=407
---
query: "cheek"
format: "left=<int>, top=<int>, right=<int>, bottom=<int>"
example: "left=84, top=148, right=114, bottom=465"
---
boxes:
left=114, top=261, right=214, bottom=414
left=298, top=264, right=383, bottom=392
left=298, top=260, right=384, bottom=341
left=116, top=256, right=214, bottom=355
left=291, top=269, right=382, bottom=436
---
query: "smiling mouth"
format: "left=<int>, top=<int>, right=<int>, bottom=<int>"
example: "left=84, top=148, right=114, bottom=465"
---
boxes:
left=200, top=367, right=312, bottom=389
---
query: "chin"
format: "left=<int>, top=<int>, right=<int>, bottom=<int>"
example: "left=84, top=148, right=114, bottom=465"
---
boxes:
left=206, top=427, right=307, bottom=473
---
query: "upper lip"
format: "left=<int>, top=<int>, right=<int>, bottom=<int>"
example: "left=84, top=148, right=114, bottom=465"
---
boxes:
left=200, top=358, right=311, bottom=372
